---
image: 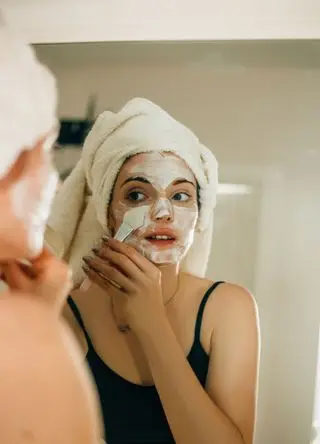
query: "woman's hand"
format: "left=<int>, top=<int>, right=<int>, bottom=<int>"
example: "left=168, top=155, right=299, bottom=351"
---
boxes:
left=82, top=237, right=165, bottom=334
left=0, top=247, right=72, bottom=314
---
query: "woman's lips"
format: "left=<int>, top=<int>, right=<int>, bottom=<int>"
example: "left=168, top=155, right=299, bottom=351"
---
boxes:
left=144, top=233, right=177, bottom=248
left=145, top=238, right=177, bottom=248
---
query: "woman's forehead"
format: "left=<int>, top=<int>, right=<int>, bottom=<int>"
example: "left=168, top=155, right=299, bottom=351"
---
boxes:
left=118, top=152, right=196, bottom=184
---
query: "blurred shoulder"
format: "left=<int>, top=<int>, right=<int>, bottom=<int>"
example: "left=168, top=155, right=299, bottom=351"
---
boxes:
left=184, top=274, right=258, bottom=323
left=206, top=282, right=259, bottom=331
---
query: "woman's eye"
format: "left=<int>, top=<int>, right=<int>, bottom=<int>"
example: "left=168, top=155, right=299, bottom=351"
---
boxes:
left=126, top=191, right=146, bottom=202
left=172, top=192, right=190, bottom=202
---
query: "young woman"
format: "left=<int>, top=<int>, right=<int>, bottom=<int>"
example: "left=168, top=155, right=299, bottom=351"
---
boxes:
left=48, top=98, right=260, bottom=444
left=0, top=17, right=101, bottom=443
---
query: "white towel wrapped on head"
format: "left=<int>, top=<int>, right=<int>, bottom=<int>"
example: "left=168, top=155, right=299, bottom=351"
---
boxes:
left=47, top=98, right=218, bottom=286
left=0, top=14, right=57, bottom=179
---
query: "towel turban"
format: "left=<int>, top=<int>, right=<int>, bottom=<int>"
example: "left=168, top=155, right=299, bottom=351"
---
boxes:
left=47, top=98, right=218, bottom=286
left=0, top=14, right=57, bottom=179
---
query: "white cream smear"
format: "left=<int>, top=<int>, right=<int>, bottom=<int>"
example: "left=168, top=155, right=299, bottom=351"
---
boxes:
left=129, top=152, right=195, bottom=190
left=10, top=164, right=58, bottom=257
left=115, top=153, right=198, bottom=265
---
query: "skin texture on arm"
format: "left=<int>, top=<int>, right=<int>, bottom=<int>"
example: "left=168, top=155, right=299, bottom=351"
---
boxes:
left=135, top=284, right=259, bottom=444
left=83, top=238, right=259, bottom=444
left=0, top=296, right=102, bottom=444
left=74, top=148, right=259, bottom=443
left=0, top=19, right=103, bottom=441
left=206, top=284, right=259, bottom=444
left=62, top=302, right=89, bottom=354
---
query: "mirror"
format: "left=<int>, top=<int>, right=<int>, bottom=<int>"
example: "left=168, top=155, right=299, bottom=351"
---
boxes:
left=35, top=40, right=320, bottom=444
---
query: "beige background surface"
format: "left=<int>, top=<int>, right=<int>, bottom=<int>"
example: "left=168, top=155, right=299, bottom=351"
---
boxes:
left=6, top=40, right=319, bottom=444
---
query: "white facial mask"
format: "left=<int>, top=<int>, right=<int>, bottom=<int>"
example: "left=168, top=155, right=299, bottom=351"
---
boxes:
left=10, top=165, right=58, bottom=257
left=114, top=153, right=198, bottom=265
left=129, top=152, right=195, bottom=190
left=152, top=197, right=173, bottom=220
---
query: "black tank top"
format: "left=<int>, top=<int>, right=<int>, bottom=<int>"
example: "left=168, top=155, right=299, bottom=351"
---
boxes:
left=68, top=281, right=224, bottom=444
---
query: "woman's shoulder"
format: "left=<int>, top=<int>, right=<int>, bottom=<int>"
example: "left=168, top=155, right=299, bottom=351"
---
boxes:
left=205, top=282, right=259, bottom=345
left=211, top=282, right=256, bottom=306
left=183, top=273, right=258, bottom=326
left=210, top=281, right=257, bottom=317
left=187, top=273, right=256, bottom=305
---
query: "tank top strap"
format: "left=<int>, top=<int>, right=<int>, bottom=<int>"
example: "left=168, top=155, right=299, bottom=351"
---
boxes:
left=194, top=281, right=225, bottom=344
left=67, top=296, right=94, bottom=350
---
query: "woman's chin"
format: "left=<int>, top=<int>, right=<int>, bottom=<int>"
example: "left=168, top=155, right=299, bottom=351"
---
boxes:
left=145, top=249, right=182, bottom=266
left=125, top=237, right=185, bottom=265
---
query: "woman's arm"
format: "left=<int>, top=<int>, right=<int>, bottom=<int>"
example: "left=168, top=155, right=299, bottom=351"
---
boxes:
left=82, top=239, right=260, bottom=444
left=135, top=284, right=260, bottom=444
left=0, top=290, right=101, bottom=443
left=206, top=284, right=260, bottom=443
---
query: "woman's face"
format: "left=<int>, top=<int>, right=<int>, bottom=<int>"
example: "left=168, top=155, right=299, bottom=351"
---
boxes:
left=0, top=136, right=58, bottom=259
left=14, top=140, right=58, bottom=257
left=108, top=152, right=199, bottom=265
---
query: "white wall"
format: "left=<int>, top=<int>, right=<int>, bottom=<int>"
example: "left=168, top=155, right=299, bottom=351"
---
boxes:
left=3, top=0, right=320, bottom=43
left=37, top=42, right=320, bottom=444
left=254, top=161, right=320, bottom=444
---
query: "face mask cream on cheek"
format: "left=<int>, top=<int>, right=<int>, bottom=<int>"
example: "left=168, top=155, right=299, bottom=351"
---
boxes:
left=113, top=205, right=149, bottom=241
left=110, top=153, right=199, bottom=264
left=124, top=203, right=198, bottom=265
left=30, top=169, right=58, bottom=255
left=10, top=167, right=58, bottom=256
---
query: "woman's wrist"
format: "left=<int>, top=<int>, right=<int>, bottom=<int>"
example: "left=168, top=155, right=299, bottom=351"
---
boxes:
left=132, top=309, right=171, bottom=346
left=130, top=304, right=168, bottom=338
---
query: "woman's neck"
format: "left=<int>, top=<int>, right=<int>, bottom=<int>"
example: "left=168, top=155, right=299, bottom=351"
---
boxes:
left=158, top=263, right=180, bottom=304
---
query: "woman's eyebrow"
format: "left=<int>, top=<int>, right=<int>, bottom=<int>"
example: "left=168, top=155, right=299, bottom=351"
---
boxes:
left=121, top=176, right=196, bottom=188
left=172, top=178, right=196, bottom=188
left=121, top=176, right=151, bottom=187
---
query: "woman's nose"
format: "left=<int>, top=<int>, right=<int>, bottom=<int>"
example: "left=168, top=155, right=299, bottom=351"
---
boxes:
left=151, top=198, right=173, bottom=222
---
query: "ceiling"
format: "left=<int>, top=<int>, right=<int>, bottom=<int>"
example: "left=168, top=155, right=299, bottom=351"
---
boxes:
left=4, top=0, right=320, bottom=43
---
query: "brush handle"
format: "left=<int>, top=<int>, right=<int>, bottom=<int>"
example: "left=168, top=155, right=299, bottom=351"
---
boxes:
left=114, top=223, right=133, bottom=242
left=79, top=277, right=91, bottom=292
left=80, top=225, right=132, bottom=293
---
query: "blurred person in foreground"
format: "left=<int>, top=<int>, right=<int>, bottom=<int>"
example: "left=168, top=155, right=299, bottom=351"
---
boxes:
left=0, top=14, right=102, bottom=444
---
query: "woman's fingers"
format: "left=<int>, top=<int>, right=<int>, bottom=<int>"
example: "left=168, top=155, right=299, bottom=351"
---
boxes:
left=82, top=265, right=111, bottom=291
left=83, top=257, right=133, bottom=292
left=2, top=255, right=72, bottom=312
left=17, top=261, right=38, bottom=279
left=101, top=238, right=151, bottom=274
left=94, top=246, right=142, bottom=281
left=1, top=262, right=32, bottom=291
left=29, top=246, right=52, bottom=270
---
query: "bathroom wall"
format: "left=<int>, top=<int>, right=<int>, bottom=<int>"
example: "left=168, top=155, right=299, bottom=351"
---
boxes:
left=35, top=42, right=320, bottom=444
